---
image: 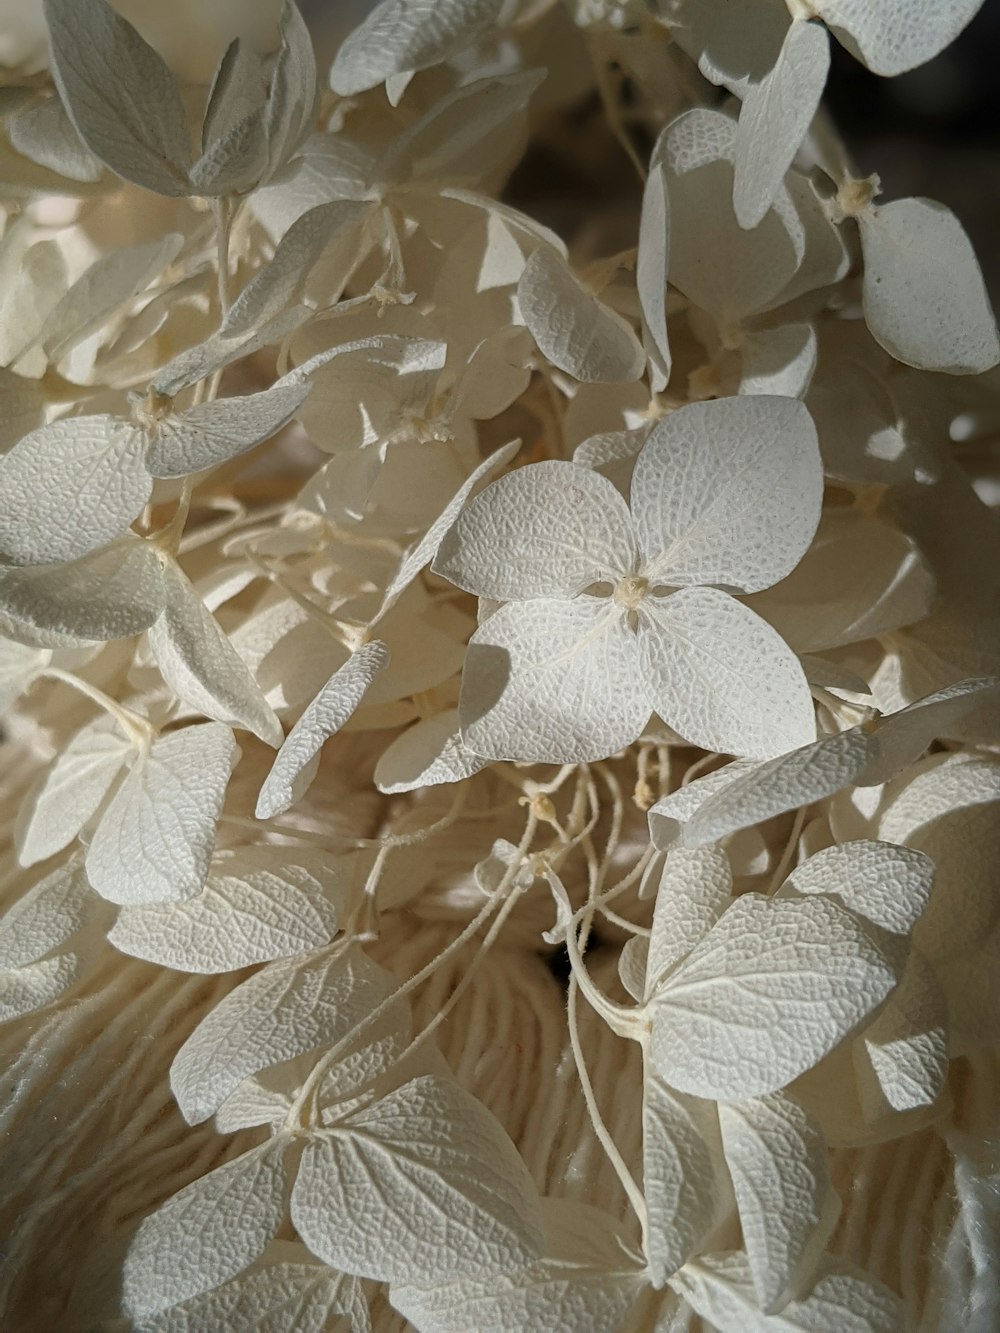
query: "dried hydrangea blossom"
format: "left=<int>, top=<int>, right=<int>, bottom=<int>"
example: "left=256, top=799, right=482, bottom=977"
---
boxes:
left=0, top=0, right=998, bottom=1328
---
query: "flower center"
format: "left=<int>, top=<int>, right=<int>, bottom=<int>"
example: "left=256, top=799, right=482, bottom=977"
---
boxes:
left=612, top=574, right=649, bottom=610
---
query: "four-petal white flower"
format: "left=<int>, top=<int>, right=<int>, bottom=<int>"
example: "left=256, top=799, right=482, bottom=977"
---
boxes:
left=434, top=394, right=823, bottom=763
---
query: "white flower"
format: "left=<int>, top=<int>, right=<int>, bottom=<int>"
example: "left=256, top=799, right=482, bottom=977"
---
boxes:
left=662, top=107, right=847, bottom=400
left=662, top=0, right=988, bottom=227
left=435, top=395, right=822, bottom=763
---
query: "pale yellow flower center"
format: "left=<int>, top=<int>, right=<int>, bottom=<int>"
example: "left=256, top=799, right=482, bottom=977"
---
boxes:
left=613, top=574, right=649, bottom=609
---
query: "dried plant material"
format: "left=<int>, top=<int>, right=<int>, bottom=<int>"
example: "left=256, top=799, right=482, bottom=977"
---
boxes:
left=437, top=396, right=820, bottom=761
left=123, top=1139, right=290, bottom=1317
left=648, top=891, right=898, bottom=1100
left=290, top=1075, right=545, bottom=1285
left=147, top=560, right=284, bottom=746
left=330, top=0, right=504, bottom=97
left=256, top=640, right=391, bottom=818
left=718, top=1093, right=838, bottom=1311
left=857, top=197, right=1000, bottom=374
left=85, top=723, right=237, bottom=906
left=733, top=21, right=830, bottom=230
left=0, top=0, right=997, bottom=1326
left=517, top=247, right=646, bottom=384
left=0, top=418, right=151, bottom=566
left=108, top=849, right=341, bottom=973
left=44, top=0, right=193, bottom=195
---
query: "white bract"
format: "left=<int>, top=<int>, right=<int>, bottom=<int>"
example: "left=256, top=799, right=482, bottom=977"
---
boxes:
left=662, top=107, right=847, bottom=400
left=85, top=722, right=238, bottom=906
left=1, top=0, right=998, bottom=1326
left=435, top=394, right=821, bottom=762
left=45, top=0, right=318, bottom=197
left=662, top=0, right=987, bottom=227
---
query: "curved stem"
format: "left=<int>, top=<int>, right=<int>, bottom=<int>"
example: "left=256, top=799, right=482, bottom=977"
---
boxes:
left=567, top=971, right=647, bottom=1229
left=766, top=804, right=809, bottom=895
left=41, top=668, right=152, bottom=747
left=290, top=810, right=540, bottom=1125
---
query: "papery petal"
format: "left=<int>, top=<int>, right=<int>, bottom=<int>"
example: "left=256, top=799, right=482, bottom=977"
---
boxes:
left=434, top=460, right=637, bottom=600
left=0, top=417, right=150, bottom=567
left=818, top=0, right=986, bottom=75
left=733, top=20, right=830, bottom=231
left=638, top=587, right=816, bottom=759
left=719, top=1092, right=838, bottom=1311
left=651, top=893, right=898, bottom=1100
left=459, top=597, right=649, bottom=764
left=86, top=723, right=236, bottom=906
left=517, top=247, right=646, bottom=384
left=746, top=509, right=935, bottom=654
left=648, top=730, right=872, bottom=850
left=631, top=396, right=822, bottom=593
left=859, top=197, right=999, bottom=375
left=739, top=323, right=816, bottom=399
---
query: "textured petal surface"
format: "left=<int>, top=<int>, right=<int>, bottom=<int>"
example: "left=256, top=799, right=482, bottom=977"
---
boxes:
left=109, top=848, right=340, bottom=974
left=638, top=587, right=816, bottom=759
left=631, top=396, right=822, bottom=593
left=330, top=0, right=503, bottom=95
left=85, top=723, right=236, bottom=906
left=459, top=597, right=650, bottom=764
left=734, top=20, right=830, bottom=230
left=819, top=0, right=986, bottom=75
left=859, top=198, right=999, bottom=375
left=517, top=247, right=645, bottom=384
left=671, top=1252, right=903, bottom=1331
left=170, top=942, right=395, bottom=1124
left=649, top=730, right=872, bottom=849
left=719, top=1093, right=838, bottom=1311
left=256, top=641, right=390, bottom=819
left=145, top=382, right=310, bottom=479
left=44, top=0, right=191, bottom=194
left=0, top=859, right=92, bottom=970
left=291, top=1075, right=544, bottom=1285
left=0, top=536, right=166, bottom=647
left=390, top=1200, right=642, bottom=1333
left=651, top=893, right=898, bottom=1099
left=434, top=460, right=636, bottom=600
left=0, top=416, right=150, bottom=566
left=123, top=1141, right=287, bottom=1318
left=17, top=717, right=133, bottom=866
left=148, top=560, right=283, bottom=746
left=644, top=1076, right=724, bottom=1283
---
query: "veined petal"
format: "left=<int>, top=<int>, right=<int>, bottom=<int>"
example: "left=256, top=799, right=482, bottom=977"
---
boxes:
left=858, top=197, right=999, bottom=375
left=516, top=247, right=646, bottom=384
left=638, top=587, right=815, bottom=759
left=631, top=397, right=821, bottom=593
left=818, top=0, right=986, bottom=76
left=664, top=113, right=800, bottom=326
left=0, top=416, right=150, bottom=567
left=459, top=597, right=649, bottom=764
left=733, top=20, right=830, bottom=231
left=434, top=460, right=637, bottom=600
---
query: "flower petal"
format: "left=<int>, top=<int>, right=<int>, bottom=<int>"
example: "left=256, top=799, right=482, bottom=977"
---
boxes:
left=459, top=597, right=649, bottom=764
left=434, top=460, right=637, bottom=600
left=631, top=396, right=822, bottom=593
left=638, top=586, right=815, bottom=759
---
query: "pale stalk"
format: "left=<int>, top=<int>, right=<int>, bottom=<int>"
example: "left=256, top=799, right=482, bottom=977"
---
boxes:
left=40, top=668, right=153, bottom=747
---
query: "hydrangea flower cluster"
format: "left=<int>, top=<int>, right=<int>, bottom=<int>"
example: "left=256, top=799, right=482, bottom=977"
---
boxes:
left=0, top=0, right=998, bottom=1328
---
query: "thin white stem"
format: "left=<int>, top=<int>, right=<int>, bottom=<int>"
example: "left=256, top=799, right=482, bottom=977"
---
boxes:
left=213, top=196, right=235, bottom=317
left=567, top=972, right=647, bottom=1227
left=766, top=804, right=809, bottom=894
left=41, top=668, right=152, bottom=747
left=290, top=811, right=540, bottom=1125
